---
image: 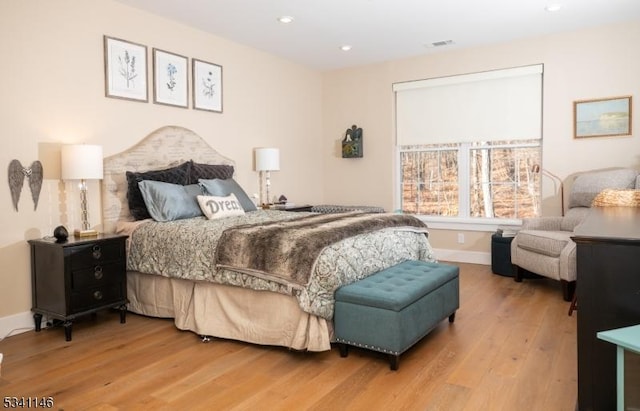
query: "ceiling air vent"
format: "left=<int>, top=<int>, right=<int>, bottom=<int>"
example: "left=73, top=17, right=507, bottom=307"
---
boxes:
left=427, top=40, right=455, bottom=48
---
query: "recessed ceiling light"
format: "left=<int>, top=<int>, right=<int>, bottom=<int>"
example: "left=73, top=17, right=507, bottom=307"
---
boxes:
left=340, top=45, right=352, bottom=51
left=545, top=4, right=563, bottom=12
left=278, top=16, right=294, bottom=24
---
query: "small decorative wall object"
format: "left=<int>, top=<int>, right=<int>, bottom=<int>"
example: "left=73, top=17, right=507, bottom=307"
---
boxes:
left=104, top=35, right=148, bottom=102
left=7, top=160, right=43, bottom=211
left=342, top=125, right=363, bottom=158
left=574, top=96, right=632, bottom=138
left=192, top=58, right=223, bottom=113
left=153, top=48, right=188, bottom=108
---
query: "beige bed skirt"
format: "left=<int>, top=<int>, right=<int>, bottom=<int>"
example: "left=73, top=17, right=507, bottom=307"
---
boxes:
left=126, top=271, right=332, bottom=351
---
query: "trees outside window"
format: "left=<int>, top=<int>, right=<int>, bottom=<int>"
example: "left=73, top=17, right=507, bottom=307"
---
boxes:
left=399, top=139, right=541, bottom=219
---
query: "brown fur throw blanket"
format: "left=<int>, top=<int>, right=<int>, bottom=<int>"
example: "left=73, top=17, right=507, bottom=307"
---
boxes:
left=215, top=212, right=428, bottom=287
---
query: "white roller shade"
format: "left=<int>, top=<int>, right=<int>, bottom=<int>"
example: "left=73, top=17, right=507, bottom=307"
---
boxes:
left=394, top=64, right=543, bottom=145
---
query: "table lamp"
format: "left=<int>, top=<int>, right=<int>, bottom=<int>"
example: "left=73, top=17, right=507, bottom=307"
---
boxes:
left=61, top=144, right=103, bottom=236
left=255, top=148, right=280, bottom=206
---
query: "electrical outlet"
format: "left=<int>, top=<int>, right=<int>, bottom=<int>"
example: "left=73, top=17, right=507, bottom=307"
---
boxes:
left=457, top=233, right=465, bottom=244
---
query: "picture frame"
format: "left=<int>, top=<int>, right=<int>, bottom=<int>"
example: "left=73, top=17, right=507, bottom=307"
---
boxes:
left=103, top=36, right=148, bottom=102
left=153, top=48, right=188, bottom=108
left=574, top=96, right=632, bottom=138
left=192, top=58, right=223, bottom=113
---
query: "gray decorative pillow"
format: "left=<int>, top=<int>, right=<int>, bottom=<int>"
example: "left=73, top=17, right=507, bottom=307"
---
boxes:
left=188, top=161, right=234, bottom=184
left=138, top=180, right=203, bottom=222
left=126, top=162, right=191, bottom=220
left=198, top=178, right=257, bottom=212
left=569, top=168, right=638, bottom=208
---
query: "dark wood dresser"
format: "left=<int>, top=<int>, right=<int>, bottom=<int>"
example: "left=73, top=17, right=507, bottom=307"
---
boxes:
left=572, top=207, right=640, bottom=411
left=28, top=233, right=128, bottom=341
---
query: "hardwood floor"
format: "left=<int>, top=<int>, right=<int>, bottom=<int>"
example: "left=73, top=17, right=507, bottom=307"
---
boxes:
left=0, top=263, right=577, bottom=410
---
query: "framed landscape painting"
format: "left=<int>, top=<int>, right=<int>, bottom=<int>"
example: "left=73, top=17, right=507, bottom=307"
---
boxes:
left=192, top=58, right=223, bottom=113
left=104, top=36, right=148, bottom=102
left=574, top=96, right=632, bottom=138
left=153, top=48, right=188, bottom=108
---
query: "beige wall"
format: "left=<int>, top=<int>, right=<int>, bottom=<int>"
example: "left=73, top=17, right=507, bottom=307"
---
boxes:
left=0, top=1, right=323, bottom=318
left=1, top=1, right=638, bottom=321
left=322, top=20, right=640, bottom=254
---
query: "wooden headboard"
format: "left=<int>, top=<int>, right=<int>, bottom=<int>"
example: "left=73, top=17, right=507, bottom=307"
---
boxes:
left=101, top=125, right=235, bottom=233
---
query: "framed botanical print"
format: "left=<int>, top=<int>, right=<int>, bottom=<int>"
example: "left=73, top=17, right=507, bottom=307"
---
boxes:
left=103, top=36, right=148, bottom=102
left=192, top=58, right=223, bottom=113
left=153, top=48, right=188, bottom=108
left=574, top=96, right=632, bottom=138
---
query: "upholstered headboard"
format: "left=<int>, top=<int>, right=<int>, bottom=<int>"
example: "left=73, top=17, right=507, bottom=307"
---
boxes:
left=101, top=125, right=235, bottom=233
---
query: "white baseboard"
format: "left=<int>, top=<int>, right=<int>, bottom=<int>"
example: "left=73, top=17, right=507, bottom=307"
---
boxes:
left=433, top=248, right=491, bottom=265
left=0, top=311, right=37, bottom=340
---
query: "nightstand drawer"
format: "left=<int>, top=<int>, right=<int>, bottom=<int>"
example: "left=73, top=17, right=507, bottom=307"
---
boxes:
left=69, top=241, right=125, bottom=269
left=71, top=262, right=124, bottom=290
left=70, top=284, right=124, bottom=313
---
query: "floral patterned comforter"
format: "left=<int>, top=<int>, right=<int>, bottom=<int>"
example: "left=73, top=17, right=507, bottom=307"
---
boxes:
left=126, top=210, right=436, bottom=319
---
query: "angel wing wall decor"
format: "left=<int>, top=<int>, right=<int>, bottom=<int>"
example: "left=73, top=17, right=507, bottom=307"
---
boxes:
left=8, top=159, right=43, bottom=211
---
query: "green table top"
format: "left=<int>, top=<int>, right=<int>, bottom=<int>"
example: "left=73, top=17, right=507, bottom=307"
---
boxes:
left=597, top=324, right=640, bottom=354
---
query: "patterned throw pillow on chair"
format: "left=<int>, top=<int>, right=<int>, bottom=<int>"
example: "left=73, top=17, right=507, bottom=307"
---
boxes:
left=197, top=194, right=245, bottom=220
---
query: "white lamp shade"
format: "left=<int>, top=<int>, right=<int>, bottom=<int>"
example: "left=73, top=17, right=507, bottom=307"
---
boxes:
left=61, top=144, right=104, bottom=180
left=255, top=148, right=280, bottom=171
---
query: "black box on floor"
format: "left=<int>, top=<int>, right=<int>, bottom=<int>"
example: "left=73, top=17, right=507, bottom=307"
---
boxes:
left=491, top=233, right=515, bottom=276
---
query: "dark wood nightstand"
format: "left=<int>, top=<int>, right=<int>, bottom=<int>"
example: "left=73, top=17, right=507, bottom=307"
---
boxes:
left=28, top=233, right=128, bottom=341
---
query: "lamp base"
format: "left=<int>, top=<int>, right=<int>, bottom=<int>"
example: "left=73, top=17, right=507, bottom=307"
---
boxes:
left=74, top=228, right=98, bottom=237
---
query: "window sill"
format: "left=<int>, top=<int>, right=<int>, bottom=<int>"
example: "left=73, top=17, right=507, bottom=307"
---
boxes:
left=414, top=215, right=523, bottom=232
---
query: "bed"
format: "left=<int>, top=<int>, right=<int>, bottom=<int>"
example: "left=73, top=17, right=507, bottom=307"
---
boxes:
left=102, top=125, right=436, bottom=351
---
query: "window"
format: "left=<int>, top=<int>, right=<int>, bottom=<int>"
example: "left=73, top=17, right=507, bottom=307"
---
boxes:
left=394, top=65, right=543, bottom=222
left=399, top=140, right=541, bottom=219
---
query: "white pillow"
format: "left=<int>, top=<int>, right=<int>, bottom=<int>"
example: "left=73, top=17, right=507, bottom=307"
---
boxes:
left=197, top=194, right=245, bottom=220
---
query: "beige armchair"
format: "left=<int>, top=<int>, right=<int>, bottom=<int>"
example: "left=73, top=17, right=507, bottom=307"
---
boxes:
left=511, top=168, right=639, bottom=301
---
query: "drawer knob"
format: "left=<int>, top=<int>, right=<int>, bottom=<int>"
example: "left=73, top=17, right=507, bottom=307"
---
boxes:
left=92, top=245, right=102, bottom=260
left=93, top=291, right=103, bottom=300
left=94, top=266, right=103, bottom=280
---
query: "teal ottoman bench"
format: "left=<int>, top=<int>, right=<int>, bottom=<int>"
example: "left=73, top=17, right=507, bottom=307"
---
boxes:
left=334, top=260, right=459, bottom=370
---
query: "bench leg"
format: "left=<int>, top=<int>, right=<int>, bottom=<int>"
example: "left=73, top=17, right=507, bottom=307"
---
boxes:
left=339, top=343, right=349, bottom=358
left=449, top=312, right=456, bottom=323
left=389, top=354, right=400, bottom=371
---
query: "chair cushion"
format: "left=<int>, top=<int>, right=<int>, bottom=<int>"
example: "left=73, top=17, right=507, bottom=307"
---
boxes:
left=560, top=207, right=590, bottom=231
left=515, top=230, right=573, bottom=258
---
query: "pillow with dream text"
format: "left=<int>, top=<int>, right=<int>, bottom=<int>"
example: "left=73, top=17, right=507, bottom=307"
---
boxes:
left=197, top=194, right=246, bottom=220
left=138, top=180, right=203, bottom=222
left=198, top=178, right=257, bottom=212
